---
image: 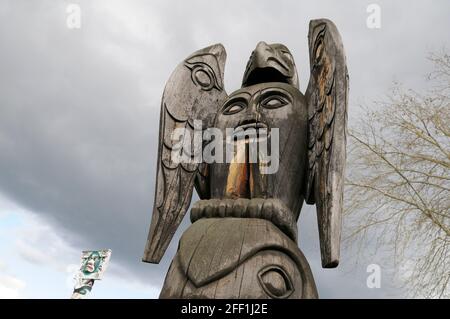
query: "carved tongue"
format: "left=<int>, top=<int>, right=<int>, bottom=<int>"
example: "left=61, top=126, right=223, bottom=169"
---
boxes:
left=225, top=140, right=267, bottom=199
left=225, top=139, right=250, bottom=198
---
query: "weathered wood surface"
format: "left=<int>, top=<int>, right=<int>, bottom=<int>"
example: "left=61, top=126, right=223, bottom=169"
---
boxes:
left=159, top=218, right=317, bottom=299
left=142, top=44, right=228, bottom=263
left=305, top=19, right=349, bottom=268
left=143, top=18, right=348, bottom=298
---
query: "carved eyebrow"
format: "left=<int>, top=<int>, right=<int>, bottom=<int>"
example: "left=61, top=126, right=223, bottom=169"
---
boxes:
left=227, top=91, right=252, bottom=101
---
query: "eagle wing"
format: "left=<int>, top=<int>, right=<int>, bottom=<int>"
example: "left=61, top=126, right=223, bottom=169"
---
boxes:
left=143, top=44, right=228, bottom=263
left=305, top=19, right=349, bottom=268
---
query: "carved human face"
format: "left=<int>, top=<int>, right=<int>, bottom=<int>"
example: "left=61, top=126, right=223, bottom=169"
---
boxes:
left=215, top=82, right=304, bottom=141
left=211, top=82, right=308, bottom=207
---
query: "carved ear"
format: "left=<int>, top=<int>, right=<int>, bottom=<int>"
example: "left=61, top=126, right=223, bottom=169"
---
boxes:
left=305, top=19, right=348, bottom=268
left=143, top=44, right=228, bottom=264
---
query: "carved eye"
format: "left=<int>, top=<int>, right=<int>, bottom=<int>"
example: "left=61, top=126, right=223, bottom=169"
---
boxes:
left=261, top=95, right=288, bottom=109
left=194, top=69, right=211, bottom=87
left=281, top=51, right=293, bottom=64
left=222, top=100, right=246, bottom=115
left=188, top=64, right=217, bottom=91
left=257, top=265, right=294, bottom=299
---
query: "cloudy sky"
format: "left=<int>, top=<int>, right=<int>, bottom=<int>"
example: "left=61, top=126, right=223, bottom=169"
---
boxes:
left=0, top=0, right=449, bottom=298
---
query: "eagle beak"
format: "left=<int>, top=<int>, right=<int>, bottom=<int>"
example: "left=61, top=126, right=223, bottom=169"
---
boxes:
left=242, top=41, right=299, bottom=89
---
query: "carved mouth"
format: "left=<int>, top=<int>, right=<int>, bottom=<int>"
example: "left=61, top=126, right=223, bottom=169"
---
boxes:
left=243, top=67, right=290, bottom=87
left=232, top=121, right=270, bottom=142
left=235, top=121, right=268, bottom=130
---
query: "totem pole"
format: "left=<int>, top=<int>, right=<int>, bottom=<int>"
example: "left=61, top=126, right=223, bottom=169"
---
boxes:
left=143, top=19, right=348, bottom=299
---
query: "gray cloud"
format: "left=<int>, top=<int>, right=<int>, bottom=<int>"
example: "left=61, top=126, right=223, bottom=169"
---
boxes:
left=0, top=0, right=449, bottom=297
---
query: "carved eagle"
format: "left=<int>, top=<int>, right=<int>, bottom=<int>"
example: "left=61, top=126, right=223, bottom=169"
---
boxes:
left=142, top=19, right=348, bottom=269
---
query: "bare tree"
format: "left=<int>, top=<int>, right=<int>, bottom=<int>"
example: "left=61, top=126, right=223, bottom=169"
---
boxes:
left=345, top=50, right=450, bottom=298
